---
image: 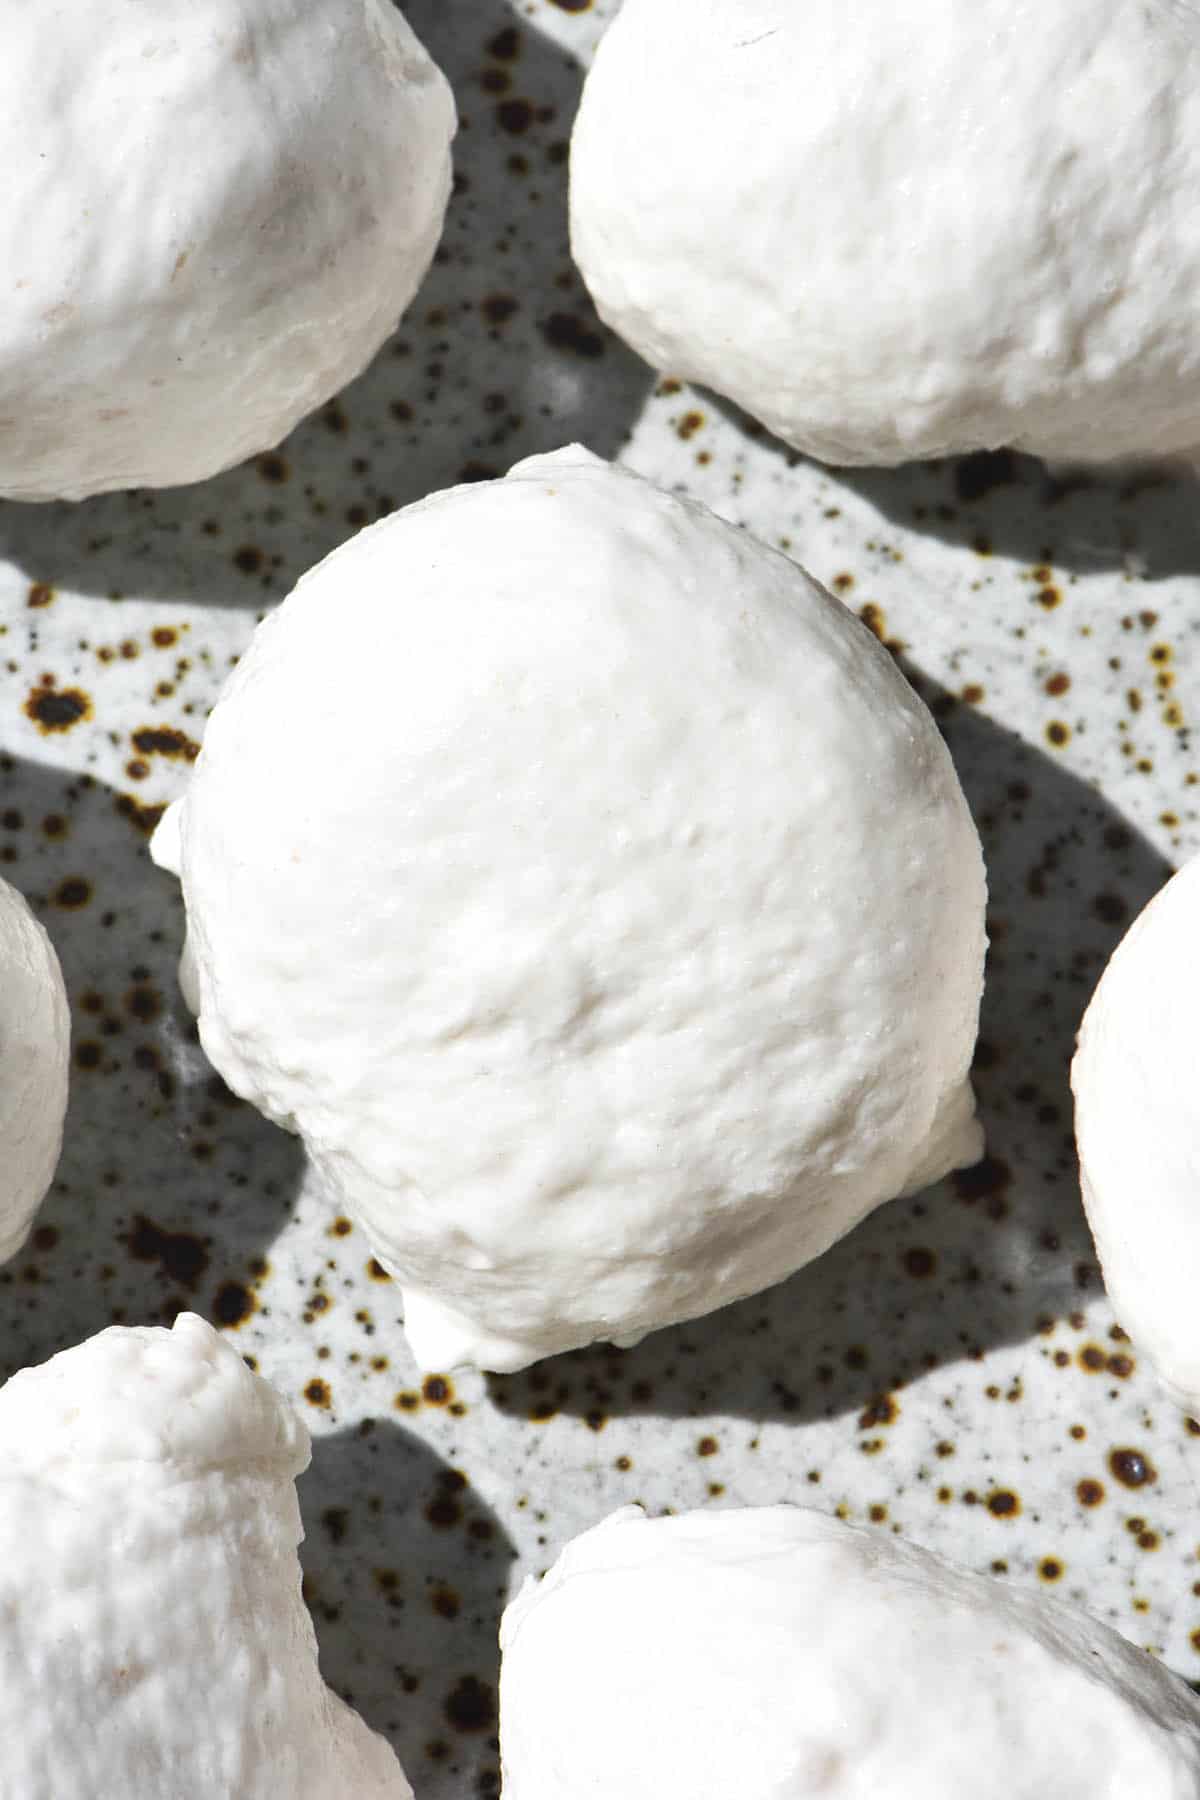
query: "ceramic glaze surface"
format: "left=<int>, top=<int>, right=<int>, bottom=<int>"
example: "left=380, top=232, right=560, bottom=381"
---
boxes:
left=0, top=5, right=1198, bottom=1794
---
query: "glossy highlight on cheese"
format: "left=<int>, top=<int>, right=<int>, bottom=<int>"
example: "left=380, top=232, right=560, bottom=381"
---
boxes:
left=500, top=1506, right=1200, bottom=1796
left=1073, top=851, right=1200, bottom=1416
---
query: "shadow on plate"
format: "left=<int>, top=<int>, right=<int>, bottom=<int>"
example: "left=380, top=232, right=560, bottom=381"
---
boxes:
left=709, top=394, right=1200, bottom=580
left=2, top=668, right=1169, bottom=1445
left=302, top=1419, right=516, bottom=1800
left=0, top=0, right=652, bottom=609
left=485, top=662, right=1173, bottom=1432
left=0, top=751, right=304, bottom=1378
left=0, top=751, right=516, bottom=1800
left=842, top=449, right=1200, bottom=581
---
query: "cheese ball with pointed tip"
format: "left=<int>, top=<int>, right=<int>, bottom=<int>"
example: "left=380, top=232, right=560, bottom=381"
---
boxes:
left=500, top=1506, right=1200, bottom=1796
left=571, top=0, right=1200, bottom=467
left=0, top=872, right=69, bottom=1263
left=154, top=445, right=986, bottom=1373
left=0, top=1312, right=413, bottom=1796
left=0, top=0, right=454, bottom=500
left=1072, top=852, right=1200, bottom=1416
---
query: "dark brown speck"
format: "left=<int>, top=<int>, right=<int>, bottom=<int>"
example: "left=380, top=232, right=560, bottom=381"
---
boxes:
left=444, top=1676, right=496, bottom=1734
left=126, top=1215, right=209, bottom=1289
left=213, top=1281, right=256, bottom=1328
left=1109, top=1448, right=1157, bottom=1489
left=25, top=683, right=92, bottom=733
left=542, top=312, right=606, bottom=359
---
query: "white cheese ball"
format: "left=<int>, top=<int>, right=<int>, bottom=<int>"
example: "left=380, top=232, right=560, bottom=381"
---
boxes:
left=0, top=1313, right=413, bottom=1797
left=0, top=0, right=454, bottom=500
left=1072, top=853, right=1200, bottom=1415
left=571, top=0, right=1200, bottom=467
left=500, top=1506, right=1200, bottom=1796
left=0, top=872, right=69, bottom=1263
left=154, top=445, right=986, bottom=1373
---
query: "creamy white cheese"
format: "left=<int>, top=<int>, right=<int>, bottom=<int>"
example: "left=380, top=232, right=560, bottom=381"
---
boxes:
left=571, top=0, right=1200, bottom=466
left=154, top=446, right=986, bottom=1373
left=0, top=0, right=455, bottom=499
left=0, top=1313, right=413, bottom=1796
left=0, top=872, right=69, bottom=1263
left=1073, top=852, right=1200, bottom=1415
left=500, top=1506, right=1200, bottom=1796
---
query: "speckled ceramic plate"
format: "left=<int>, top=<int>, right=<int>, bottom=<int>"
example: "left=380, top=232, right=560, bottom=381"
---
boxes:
left=2, top=3, right=1200, bottom=1794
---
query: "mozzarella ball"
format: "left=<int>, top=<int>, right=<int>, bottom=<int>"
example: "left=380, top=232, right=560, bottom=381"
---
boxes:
left=153, top=445, right=986, bottom=1373
left=0, top=0, right=454, bottom=500
left=1073, top=852, right=1200, bottom=1414
left=570, top=0, right=1200, bottom=467
left=0, top=872, right=69, bottom=1262
left=0, top=1313, right=413, bottom=1797
left=500, top=1506, right=1200, bottom=1796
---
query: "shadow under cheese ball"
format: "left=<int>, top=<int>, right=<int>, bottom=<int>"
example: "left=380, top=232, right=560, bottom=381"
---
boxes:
left=0, top=0, right=455, bottom=500
left=153, top=446, right=986, bottom=1374
left=570, top=0, right=1200, bottom=467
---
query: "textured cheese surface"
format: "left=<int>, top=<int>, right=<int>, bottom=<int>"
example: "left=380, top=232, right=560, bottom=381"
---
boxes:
left=0, top=873, right=69, bottom=1264
left=571, top=0, right=1200, bottom=466
left=159, top=446, right=986, bottom=1372
left=0, top=0, right=454, bottom=499
left=1073, top=852, right=1200, bottom=1414
left=0, top=1313, right=413, bottom=1797
left=500, top=1506, right=1200, bottom=1797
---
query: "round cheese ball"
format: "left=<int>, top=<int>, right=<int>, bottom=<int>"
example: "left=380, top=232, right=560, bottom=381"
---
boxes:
left=570, top=0, right=1200, bottom=467
left=499, top=1506, right=1200, bottom=1796
left=154, top=446, right=986, bottom=1373
left=0, top=1313, right=412, bottom=1796
left=0, top=872, right=69, bottom=1262
left=1072, top=852, right=1200, bottom=1415
left=0, top=0, right=455, bottom=500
